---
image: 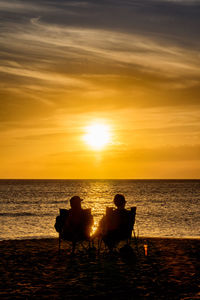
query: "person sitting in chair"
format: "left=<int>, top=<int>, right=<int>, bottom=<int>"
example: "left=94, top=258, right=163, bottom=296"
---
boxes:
left=93, top=194, right=132, bottom=251
left=63, top=195, right=93, bottom=243
left=105, top=194, right=130, bottom=240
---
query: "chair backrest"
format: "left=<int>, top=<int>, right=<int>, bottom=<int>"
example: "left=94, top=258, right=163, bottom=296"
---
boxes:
left=54, top=209, right=69, bottom=233
left=105, top=206, right=136, bottom=240
left=82, top=208, right=92, bottom=222
left=60, top=208, right=69, bottom=218
left=81, top=208, right=93, bottom=237
left=57, top=208, right=93, bottom=241
left=130, top=207, right=136, bottom=229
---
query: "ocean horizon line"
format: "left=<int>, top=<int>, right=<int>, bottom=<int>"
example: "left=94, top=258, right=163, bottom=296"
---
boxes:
left=0, top=178, right=200, bottom=181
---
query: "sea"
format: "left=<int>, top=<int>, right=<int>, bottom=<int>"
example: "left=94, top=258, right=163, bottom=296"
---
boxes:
left=0, top=180, right=199, bottom=241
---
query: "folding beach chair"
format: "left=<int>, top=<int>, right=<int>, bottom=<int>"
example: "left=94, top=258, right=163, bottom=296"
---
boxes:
left=98, top=206, right=136, bottom=252
left=55, top=208, right=93, bottom=254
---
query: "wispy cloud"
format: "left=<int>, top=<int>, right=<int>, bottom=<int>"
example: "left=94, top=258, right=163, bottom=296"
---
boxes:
left=1, top=16, right=200, bottom=83
left=0, top=65, right=89, bottom=87
left=0, top=0, right=59, bottom=13
left=1, top=0, right=200, bottom=84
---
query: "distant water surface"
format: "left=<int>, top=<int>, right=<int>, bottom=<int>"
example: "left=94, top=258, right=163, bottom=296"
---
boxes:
left=0, top=180, right=199, bottom=240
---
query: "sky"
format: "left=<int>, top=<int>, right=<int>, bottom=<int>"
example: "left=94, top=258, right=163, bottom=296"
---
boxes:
left=0, top=0, right=200, bottom=179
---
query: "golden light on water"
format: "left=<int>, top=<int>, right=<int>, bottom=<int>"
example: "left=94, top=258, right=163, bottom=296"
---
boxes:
left=83, top=123, right=111, bottom=150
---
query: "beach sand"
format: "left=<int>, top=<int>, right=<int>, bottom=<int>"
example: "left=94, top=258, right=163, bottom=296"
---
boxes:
left=0, top=237, right=200, bottom=299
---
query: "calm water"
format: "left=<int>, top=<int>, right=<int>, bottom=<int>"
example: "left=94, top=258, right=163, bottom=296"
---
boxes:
left=0, top=180, right=199, bottom=240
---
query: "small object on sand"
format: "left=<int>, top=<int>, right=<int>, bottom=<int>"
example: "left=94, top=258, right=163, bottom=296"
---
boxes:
left=144, top=244, right=148, bottom=256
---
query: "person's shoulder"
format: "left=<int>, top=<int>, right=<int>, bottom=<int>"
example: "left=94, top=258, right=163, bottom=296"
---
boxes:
left=114, top=208, right=127, bottom=213
left=82, top=208, right=92, bottom=214
left=123, top=208, right=130, bottom=214
left=117, top=208, right=129, bottom=217
left=82, top=208, right=93, bottom=218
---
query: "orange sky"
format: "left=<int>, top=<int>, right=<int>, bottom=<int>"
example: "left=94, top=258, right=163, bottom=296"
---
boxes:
left=0, top=0, right=200, bottom=178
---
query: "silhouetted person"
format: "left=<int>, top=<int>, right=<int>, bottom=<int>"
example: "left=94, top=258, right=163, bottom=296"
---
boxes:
left=93, top=194, right=130, bottom=250
left=113, top=194, right=127, bottom=211
left=63, top=196, right=93, bottom=253
left=93, top=194, right=136, bottom=253
left=107, top=194, right=130, bottom=238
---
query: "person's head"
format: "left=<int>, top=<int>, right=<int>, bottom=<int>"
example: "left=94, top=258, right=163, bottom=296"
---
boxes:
left=70, top=196, right=83, bottom=210
left=113, top=194, right=126, bottom=209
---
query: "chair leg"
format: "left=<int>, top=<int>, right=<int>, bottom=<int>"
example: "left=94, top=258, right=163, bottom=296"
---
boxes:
left=58, top=234, right=61, bottom=254
left=80, top=241, right=88, bottom=251
left=72, top=241, right=76, bottom=254
left=98, top=238, right=102, bottom=254
left=133, top=229, right=139, bottom=252
left=92, top=239, right=95, bottom=247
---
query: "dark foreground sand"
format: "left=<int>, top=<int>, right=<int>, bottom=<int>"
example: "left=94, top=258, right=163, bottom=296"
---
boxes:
left=0, top=237, right=200, bottom=299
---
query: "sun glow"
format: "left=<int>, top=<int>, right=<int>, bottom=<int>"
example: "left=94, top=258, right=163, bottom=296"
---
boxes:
left=84, top=123, right=111, bottom=150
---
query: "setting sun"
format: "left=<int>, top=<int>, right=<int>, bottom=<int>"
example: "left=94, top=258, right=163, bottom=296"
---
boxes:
left=83, top=123, right=111, bottom=150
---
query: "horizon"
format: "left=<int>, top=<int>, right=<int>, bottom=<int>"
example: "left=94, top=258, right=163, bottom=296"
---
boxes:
left=1, top=178, right=199, bottom=180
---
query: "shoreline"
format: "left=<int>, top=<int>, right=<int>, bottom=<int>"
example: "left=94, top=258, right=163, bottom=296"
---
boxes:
left=1, top=237, right=200, bottom=299
left=1, top=235, right=200, bottom=242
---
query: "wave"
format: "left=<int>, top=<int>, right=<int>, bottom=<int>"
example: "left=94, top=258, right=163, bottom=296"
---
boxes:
left=0, top=199, right=67, bottom=204
left=0, top=212, right=55, bottom=217
left=49, top=200, right=67, bottom=204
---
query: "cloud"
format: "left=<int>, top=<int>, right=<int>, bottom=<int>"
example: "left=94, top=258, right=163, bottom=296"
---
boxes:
left=0, top=0, right=59, bottom=13
left=0, top=0, right=200, bottom=132
left=0, top=65, right=89, bottom=88
left=1, top=15, right=199, bottom=83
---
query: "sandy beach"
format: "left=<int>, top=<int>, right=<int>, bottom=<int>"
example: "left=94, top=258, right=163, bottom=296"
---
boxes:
left=0, top=237, right=199, bottom=299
